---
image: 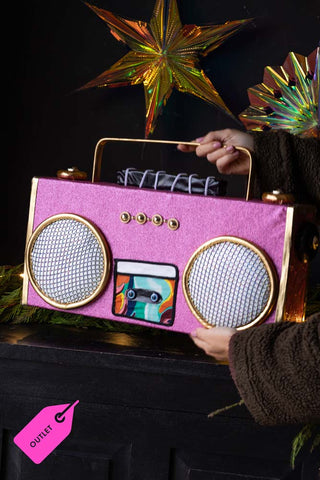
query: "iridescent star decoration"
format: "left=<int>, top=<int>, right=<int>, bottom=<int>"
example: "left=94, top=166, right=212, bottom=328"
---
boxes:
left=239, top=46, right=320, bottom=138
left=79, top=0, right=251, bottom=136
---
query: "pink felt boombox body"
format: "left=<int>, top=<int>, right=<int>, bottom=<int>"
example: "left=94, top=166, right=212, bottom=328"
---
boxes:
left=22, top=138, right=319, bottom=334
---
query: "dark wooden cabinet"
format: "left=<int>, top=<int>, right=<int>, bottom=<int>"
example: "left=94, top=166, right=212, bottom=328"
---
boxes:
left=0, top=324, right=313, bottom=479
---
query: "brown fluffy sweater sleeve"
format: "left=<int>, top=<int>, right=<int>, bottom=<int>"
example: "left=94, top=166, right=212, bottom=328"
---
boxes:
left=229, top=314, right=320, bottom=425
left=229, top=131, right=320, bottom=425
left=251, top=130, right=320, bottom=211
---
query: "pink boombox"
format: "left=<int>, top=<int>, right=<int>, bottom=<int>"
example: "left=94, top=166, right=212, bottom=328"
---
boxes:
left=22, top=138, right=319, bottom=333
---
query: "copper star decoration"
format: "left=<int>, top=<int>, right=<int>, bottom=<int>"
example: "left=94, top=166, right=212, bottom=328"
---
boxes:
left=79, top=0, right=251, bottom=136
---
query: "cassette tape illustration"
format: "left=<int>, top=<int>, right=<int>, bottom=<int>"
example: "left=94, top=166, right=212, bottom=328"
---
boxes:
left=113, top=260, right=178, bottom=326
left=22, top=138, right=319, bottom=333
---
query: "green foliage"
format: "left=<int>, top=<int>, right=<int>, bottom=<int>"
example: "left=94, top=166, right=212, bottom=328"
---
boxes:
left=291, top=424, right=320, bottom=469
left=208, top=399, right=244, bottom=418
left=291, top=424, right=314, bottom=468
left=2, top=264, right=320, bottom=331
left=0, top=264, right=167, bottom=334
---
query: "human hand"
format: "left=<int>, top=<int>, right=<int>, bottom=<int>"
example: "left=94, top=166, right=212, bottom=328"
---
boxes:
left=190, top=326, right=236, bottom=362
left=177, top=129, right=254, bottom=175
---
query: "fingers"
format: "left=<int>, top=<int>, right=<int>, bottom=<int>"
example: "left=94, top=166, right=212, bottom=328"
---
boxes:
left=177, top=143, right=196, bottom=153
left=177, top=129, right=250, bottom=175
left=190, top=335, right=209, bottom=352
left=197, top=143, right=249, bottom=175
left=208, top=147, right=240, bottom=174
left=189, top=334, right=226, bottom=361
left=196, top=144, right=243, bottom=175
left=207, top=145, right=236, bottom=161
left=199, top=129, right=254, bottom=152
left=198, top=130, right=231, bottom=145
left=196, top=141, right=222, bottom=158
left=191, top=327, right=213, bottom=340
left=193, top=326, right=236, bottom=341
left=189, top=327, right=236, bottom=362
left=177, top=136, right=204, bottom=153
left=178, top=130, right=231, bottom=156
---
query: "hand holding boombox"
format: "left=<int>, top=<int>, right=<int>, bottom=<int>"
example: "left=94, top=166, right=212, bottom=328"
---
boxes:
left=22, top=135, right=319, bottom=334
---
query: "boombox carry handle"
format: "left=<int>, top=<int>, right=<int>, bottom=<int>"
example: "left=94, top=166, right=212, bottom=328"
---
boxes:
left=92, top=138, right=253, bottom=201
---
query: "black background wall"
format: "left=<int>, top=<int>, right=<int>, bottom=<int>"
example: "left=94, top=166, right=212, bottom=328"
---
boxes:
left=3, top=0, right=320, bottom=266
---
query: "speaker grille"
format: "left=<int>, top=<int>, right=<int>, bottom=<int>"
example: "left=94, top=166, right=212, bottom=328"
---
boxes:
left=183, top=237, right=277, bottom=329
left=26, top=214, right=110, bottom=308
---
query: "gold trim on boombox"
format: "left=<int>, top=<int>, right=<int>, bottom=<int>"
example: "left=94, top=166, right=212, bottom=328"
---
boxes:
left=183, top=236, right=279, bottom=331
left=25, top=213, right=111, bottom=309
left=22, top=177, right=39, bottom=305
left=275, top=207, right=294, bottom=322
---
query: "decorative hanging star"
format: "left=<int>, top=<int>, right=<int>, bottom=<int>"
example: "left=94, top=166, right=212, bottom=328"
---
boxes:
left=79, top=0, right=251, bottom=137
left=239, top=46, right=320, bottom=138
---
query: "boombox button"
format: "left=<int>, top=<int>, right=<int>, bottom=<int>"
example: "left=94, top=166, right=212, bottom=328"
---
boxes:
left=262, top=190, right=295, bottom=205
left=152, top=214, right=164, bottom=226
left=167, top=218, right=180, bottom=231
left=120, top=212, right=131, bottom=224
left=57, top=167, right=88, bottom=181
left=136, top=213, right=147, bottom=225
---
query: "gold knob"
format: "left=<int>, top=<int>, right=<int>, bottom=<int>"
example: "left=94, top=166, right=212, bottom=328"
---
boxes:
left=168, top=218, right=179, bottom=231
left=152, top=214, right=163, bottom=226
left=262, top=190, right=295, bottom=205
left=57, top=167, right=87, bottom=181
left=120, top=212, right=131, bottom=224
left=136, top=212, right=147, bottom=225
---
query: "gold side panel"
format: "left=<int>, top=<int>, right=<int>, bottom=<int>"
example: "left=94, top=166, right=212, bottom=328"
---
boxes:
left=275, top=205, right=317, bottom=323
left=22, top=178, right=39, bottom=304
left=275, top=207, right=294, bottom=322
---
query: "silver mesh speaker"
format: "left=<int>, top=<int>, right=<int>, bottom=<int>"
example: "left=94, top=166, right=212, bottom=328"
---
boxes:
left=183, top=236, right=278, bottom=330
left=26, top=214, right=110, bottom=308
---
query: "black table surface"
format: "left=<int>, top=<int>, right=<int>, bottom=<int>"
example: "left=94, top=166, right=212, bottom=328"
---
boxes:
left=0, top=323, right=310, bottom=480
left=0, top=323, right=227, bottom=376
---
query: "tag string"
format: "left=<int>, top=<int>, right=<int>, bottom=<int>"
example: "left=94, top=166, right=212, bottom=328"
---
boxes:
left=55, top=400, right=79, bottom=423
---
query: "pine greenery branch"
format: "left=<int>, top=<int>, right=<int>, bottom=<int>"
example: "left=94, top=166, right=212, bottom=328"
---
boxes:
left=290, top=424, right=315, bottom=468
left=290, top=423, right=320, bottom=469
left=2, top=264, right=320, bottom=328
left=208, top=399, right=245, bottom=418
left=0, top=264, right=171, bottom=335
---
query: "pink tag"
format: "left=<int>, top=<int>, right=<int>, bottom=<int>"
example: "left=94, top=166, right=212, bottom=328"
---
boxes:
left=14, top=400, right=79, bottom=464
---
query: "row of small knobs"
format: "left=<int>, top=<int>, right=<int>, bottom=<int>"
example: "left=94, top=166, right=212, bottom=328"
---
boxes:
left=120, top=212, right=179, bottom=230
